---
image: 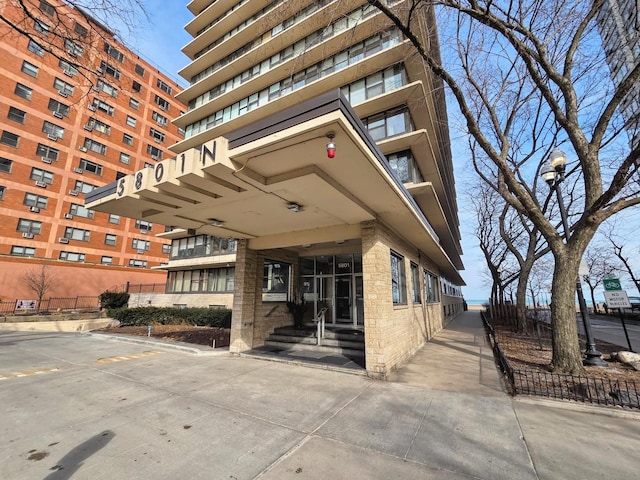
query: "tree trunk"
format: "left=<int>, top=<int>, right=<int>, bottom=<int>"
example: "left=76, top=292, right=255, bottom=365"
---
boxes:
left=550, top=253, right=585, bottom=374
left=515, top=275, right=529, bottom=332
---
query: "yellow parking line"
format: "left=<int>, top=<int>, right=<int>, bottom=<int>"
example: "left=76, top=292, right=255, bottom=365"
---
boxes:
left=0, top=367, right=60, bottom=381
left=97, top=351, right=163, bottom=364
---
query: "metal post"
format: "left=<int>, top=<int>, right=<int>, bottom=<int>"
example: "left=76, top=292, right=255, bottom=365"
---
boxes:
left=554, top=183, right=606, bottom=366
left=617, top=308, right=634, bottom=352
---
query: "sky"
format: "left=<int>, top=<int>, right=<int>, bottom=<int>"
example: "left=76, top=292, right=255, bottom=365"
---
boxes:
left=119, top=2, right=638, bottom=304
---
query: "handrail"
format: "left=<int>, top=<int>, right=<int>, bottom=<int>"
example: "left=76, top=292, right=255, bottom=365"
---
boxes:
left=315, top=307, right=328, bottom=345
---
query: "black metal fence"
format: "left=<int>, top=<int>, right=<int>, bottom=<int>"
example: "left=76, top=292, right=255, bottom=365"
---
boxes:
left=125, top=283, right=165, bottom=294
left=0, top=296, right=100, bottom=315
left=482, top=310, right=640, bottom=409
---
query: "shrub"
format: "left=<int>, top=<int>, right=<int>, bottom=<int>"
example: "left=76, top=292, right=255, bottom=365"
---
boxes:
left=99, top=291, right=130, bottom=309
left=107, top=306, right=232, bottom=328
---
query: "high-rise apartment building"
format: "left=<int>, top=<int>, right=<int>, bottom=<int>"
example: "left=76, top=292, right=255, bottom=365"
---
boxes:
left=0, top=0, right=185, bottom=300
left=597, top=0, right=640, bottom=148
left=87, top=0, right=465, bottom=376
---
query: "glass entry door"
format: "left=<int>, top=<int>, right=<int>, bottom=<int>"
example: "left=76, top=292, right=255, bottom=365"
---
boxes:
left=335, top=276, right=352, bottom=324
left=316, top=276, right=334, bottom=324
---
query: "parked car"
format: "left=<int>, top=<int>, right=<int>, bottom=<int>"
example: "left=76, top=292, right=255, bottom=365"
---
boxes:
left=627, top=296, right=640, bottom=311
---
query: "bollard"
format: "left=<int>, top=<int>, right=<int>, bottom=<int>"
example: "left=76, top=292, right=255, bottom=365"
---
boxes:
left=212, top=338, right=215, bottom=349
left=147, top=324, right=151, bottom=337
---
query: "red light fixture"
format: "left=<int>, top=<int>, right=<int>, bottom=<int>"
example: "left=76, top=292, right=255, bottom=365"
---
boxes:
left=326, top=132, right=336, bottom=158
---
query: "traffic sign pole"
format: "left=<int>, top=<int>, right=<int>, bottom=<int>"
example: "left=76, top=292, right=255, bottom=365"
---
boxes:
left=617, top=308, right=635, bottom=352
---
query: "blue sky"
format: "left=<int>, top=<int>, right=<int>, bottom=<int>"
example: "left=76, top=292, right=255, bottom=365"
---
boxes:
left=124, top=3, right=500, bottom=302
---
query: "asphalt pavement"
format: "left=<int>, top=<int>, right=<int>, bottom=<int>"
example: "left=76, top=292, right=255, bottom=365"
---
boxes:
left=1, top=311, right=639, bottom=479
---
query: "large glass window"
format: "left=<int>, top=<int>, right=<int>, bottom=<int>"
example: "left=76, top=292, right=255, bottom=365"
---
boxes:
left=166, top=268, right=235, bottom=293
left=386, top=150, right=423, bottom=184
left=410, top=262, right=421, bottom=304
left=424, top=270, right=440, bottom=303
left=170, top=235, right=237, bottom=259
left=390, top=251, right=407, bottom=305
left=263, top=261, right=290, bottom=301
left=362, top=107, right=413, bottom=141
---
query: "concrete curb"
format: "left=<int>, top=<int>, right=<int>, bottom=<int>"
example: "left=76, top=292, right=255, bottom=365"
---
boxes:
left=0, top=318, right=118, bottom=333
left=513, top=395, right=640, bottom=419
left=84, top=331, right=229, bottom=356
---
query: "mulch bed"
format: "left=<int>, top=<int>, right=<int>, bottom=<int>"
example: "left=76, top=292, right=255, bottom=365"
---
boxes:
left=100, top=324, right=231, bottom=348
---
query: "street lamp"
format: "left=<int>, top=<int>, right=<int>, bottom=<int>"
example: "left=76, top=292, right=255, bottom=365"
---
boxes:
left=540, top=147, right=607, bottom=367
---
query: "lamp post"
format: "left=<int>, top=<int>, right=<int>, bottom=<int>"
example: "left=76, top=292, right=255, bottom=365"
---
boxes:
left=540, top=148, right=607, bottom=367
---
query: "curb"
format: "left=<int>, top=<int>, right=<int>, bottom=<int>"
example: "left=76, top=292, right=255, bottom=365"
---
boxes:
left=84, top=332, right=229, bottom=356
left=513, top=395, right=640, bottom=419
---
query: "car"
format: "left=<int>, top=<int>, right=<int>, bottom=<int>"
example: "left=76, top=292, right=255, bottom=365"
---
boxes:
left=627, top=296, right=640, bottom=311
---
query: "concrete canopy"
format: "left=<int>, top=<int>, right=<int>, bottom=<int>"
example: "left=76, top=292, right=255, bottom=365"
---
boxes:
left=86, top=91, right=464, bottom=284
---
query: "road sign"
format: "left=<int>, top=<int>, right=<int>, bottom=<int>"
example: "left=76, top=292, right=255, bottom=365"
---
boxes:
left=603, top=278, right=622, bottom=291
left=603, top=290, right=631, bottom=308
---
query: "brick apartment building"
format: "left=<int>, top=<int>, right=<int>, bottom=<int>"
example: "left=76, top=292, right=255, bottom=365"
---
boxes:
left=87, top=0, right=466, bottom=376
left=0, top=0, right=185, bottom=301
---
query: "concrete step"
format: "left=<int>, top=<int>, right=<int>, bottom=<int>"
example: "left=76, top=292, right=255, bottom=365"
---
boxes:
left=273, top=327, right=364, bottom=343
left=264, top=340, right=365, bottom=357
left=267, top=334, right=364, bottom=350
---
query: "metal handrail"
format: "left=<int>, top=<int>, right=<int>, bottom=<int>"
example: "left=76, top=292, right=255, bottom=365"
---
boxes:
left=315, top=307, right=328, bottom=345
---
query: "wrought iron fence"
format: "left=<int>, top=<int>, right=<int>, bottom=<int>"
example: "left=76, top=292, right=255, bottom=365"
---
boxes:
left=0, top=296, right=100, bottom=315
left=482, top=310, right=640, bottom=409
left=125, top=283, right=165, bottom=294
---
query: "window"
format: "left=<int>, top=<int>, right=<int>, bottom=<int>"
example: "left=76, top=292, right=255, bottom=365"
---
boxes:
left=21, top=61, right=39, bottom=77
left=129, top=259, right=147, bottom=268
left=36, top=144, right=59, bottom=161
left=262, top=261, right=290, bottom=300
left=108, top=214, right=120, bottom=224
left=86, top=118, right=110, bottom=135
left=154, top=95, right=169, bottom=110
left=73, top=180, right=96, bottom=194
left=1, top=131, right=19, bottom=147
left=135, top=219, right=152, bottom=232
left=74, top=22, right=88, bottom=37
left=0, top=185, right=5, bottom=200
left=119, top=152, right=130, bottom=164
left=59, top=59, right=78, bottom=76
left=60, top=251, right=85, bottom=262
left=101, top=256, right=113, bottom=265
left=15, top=83, right=33, bottom=100
left=69, top=203, right=94, bottom=219
left=83, top=138, right=106, bottom=155
left=28, top=40, right=44, bottom=56
left=167, top=267, right=235, bottom=293
left=30, top=167, right=54, bottom=184
left=132, top=81, right=142, bottom=93
left=390, top=251, right=407, bottom=305
left=126, top=115, right=137, bottom=127
left=96, top=79, right=118, bottom=97
left=64, top=227, right=90, bottom=241
left=157, top=79, right=172, bottom=95
left=64, top=39, right=83, bottom=57
left=134, top=64, right=145, bottom=76
left=11, top=246, right=36, bottom=257
left=132, top=238, right=150, bottom=251
left=0, top=157, right=13, bottom=173
left=363, top=107, right=413, bottom=141
left=39, top=1, right=54, bottom=16
left=24, top=192, right=48, bottom=209
left=42, top=121, right=64, bottom=139
left=129, top=98, right=139, bottom=110
left=105, top=234, right=117, bottom=246
left=424, top=270, right=440, bottom=303
left=8, top=107, right=26, bottom=124
left=387, top=150, right=423, bottom=184
left=103, top=42, right=124, bottom=62
left=146, top=145, right=162, bottom=159
left=79, top=158, right=103, bottom=175
left=410, top=262, right=421, bottom=304
left=122, top=133, right=134, bottom=146
left=53, top=78, right=74, bottom=96
left=92, top=98, right=113, bottom=115
left=143, top=162, right=154, bottom=169
left=162, top=244, right=171, bottom=254
left=152, top=111, right=167, bottom=126
left=99, top=60, right=121, bottom=80
left=149, top=128, right=165, bottom=143
left=48, top=98, right=69, bottom=117
left=17, top=218, right=42, bottom=234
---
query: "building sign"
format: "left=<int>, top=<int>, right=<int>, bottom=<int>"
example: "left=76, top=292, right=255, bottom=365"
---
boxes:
left=15, top=299, right=37, bottom=310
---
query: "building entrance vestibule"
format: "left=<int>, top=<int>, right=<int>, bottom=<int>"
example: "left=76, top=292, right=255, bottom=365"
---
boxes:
left=301, top=254, right=364, bottom=328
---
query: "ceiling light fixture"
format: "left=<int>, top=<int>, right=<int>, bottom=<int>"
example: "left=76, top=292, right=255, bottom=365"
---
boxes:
left=287, top=202, right=302, bottom=212
left=209, top=218, right=225, bottom=227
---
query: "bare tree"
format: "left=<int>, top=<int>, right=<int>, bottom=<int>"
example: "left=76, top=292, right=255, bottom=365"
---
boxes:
left=369, top=1, right=640, bottom=373
left=20, top=265, right=57, bottom=306
left=604, top=228, right=640, bottom=294
left=583, top=243, right=619, bottom=313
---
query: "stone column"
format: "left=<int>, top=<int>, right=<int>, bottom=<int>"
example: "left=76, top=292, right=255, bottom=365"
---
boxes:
left=229, top=239, right=258, bottom=353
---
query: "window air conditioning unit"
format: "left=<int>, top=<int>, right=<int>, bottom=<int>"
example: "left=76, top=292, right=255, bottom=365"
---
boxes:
left=63, top=69, right=73, bottom=77
left=58, top=90, right=68, bottom=97
left=58, top=237, right=69, bottom=244
left=68, top=51, right=77, bottom=58
left=159, top=105, right=167, bottom=110
left=41, top=157, right=52, bottom=164
left=68, top=190, right=79, bottom=196
left=64, top=213, right=73, bottom=219
left=92, top=86, right=100, bottom=91
left=73, top=167, right=83, bottom=173
left=156, top=120, right=164, bottom=126
left=96, top=67, right=104, bottom=73
left=22, top=232, right=34, bottom=239
left=88, top=105, right=96, bottom=111
left=83, top=125, right=93, bottom=131
left=35, top=181, right=47, bottom=188
left=47, top=134, right=58, bottom=141
left=53, top=111, right=64, bottom=119
left=151, top=155, right=159, bottom=160
left=29, top=206, right=40, bottom=213
left=137, top=249, right=145, bottom=254
left=78, top=146, right=87, bottom=152
left=154, top=138, right=161, bottom=143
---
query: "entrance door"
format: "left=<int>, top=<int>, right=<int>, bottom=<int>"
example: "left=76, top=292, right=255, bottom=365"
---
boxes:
left=335, top=276, right=352, bottom=324
left=316, top=276, right=334, bottom=324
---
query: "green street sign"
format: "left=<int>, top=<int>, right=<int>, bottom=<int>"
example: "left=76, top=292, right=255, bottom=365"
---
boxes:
left=603, top=278, right=622, bottom=291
